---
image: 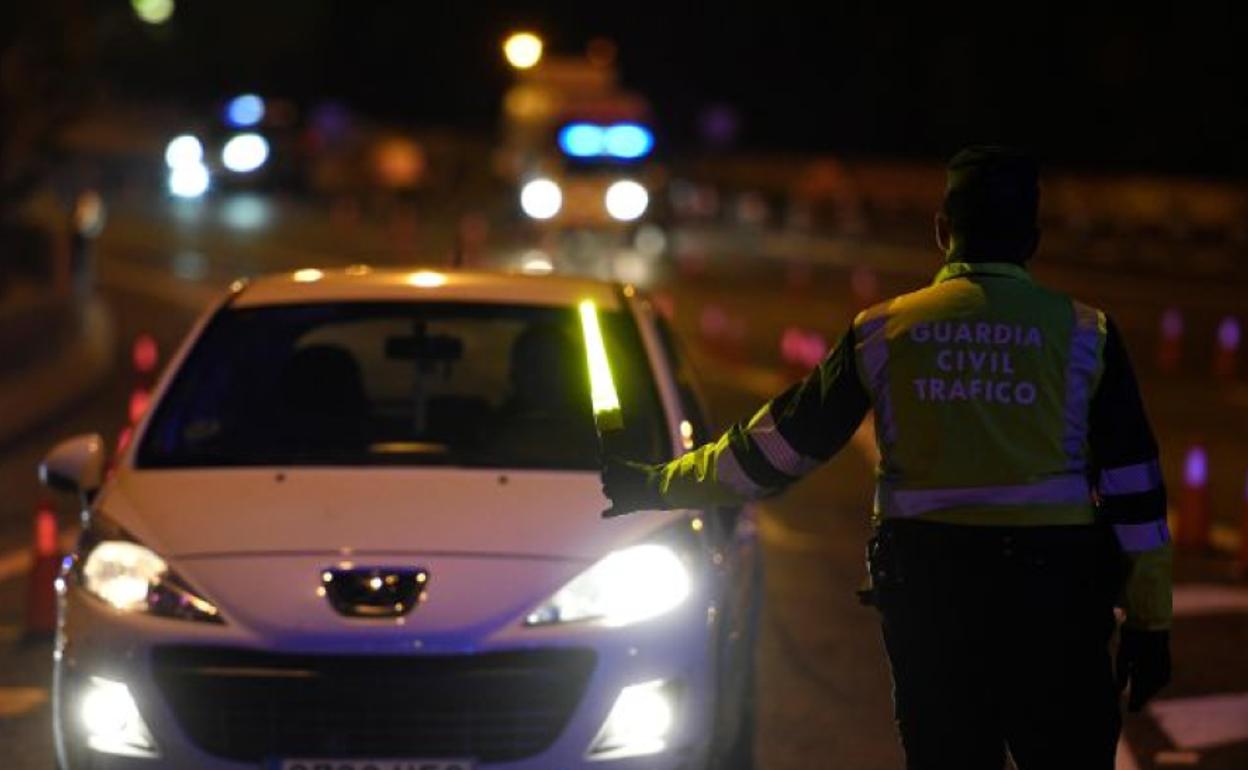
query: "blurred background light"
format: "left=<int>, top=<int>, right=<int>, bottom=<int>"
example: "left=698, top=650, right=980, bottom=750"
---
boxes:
left=605, top=180, right=649, bottom=221
left=164, top=135, right=203, bottom=169
left=167, top=163, right=209, bottom=198
left=131, top=0, right=174, bottom=25
left=520, top=178, right=562, bottom=220
left=225, top=94, right=266, bottom=128
left=503, top=32, right=543, bottom=70
left=559, top=123, right=606, bottom=158
left=520, top=249, right=554, bottom=274
left=604, top=124, right=654, bottom=159
left=221, top=133, right=270, bottom=173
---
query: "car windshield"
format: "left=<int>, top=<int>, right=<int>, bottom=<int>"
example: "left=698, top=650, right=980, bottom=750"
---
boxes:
left=136, top=301, right=671, bottom=469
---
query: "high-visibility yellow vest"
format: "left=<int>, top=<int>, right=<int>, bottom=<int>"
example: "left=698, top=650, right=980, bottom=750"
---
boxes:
left=853, top=261, right=1106, bottom=527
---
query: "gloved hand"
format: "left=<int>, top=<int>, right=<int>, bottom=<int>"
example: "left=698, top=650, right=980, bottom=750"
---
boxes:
left=600, top=456, right=664, bottom=518
left=1116, top=627, right=1171, bottom=712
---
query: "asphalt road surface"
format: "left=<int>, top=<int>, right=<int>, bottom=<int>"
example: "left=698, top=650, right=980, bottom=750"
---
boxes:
left=1, top=191, right=1247, bottom=769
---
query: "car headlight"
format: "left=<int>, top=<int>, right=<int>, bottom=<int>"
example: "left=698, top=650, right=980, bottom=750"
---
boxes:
left=78, top=520, right=222, bottom=623
left=525, top=543, right=691, bottom=628
left=520, top=178, right=563, bottom=220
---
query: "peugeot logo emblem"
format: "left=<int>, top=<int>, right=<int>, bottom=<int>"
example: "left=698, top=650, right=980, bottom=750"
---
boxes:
left=319, top=566, right=430, bottom=618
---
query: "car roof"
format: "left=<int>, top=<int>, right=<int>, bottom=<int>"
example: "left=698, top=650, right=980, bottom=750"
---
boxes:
left=230, top=267, right=627, bottom=310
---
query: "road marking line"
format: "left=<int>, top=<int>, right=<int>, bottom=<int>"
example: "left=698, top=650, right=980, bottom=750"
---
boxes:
left=1149, top=692, right=1248, bottom=750
left=1173, top=583, right=1248, bottom=616
left=1154, top=751, right=1201, bottom=765
left=0, top=687, right=48, bottom=718
left=0, top=548, right=32, bottom=584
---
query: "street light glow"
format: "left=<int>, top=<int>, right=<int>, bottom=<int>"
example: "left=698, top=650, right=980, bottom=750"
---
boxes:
left=504, top=32, right=544, bottom=69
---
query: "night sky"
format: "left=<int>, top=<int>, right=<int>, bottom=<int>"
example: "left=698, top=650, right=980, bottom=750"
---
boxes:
left=80, top=2, right=1248, bottom=177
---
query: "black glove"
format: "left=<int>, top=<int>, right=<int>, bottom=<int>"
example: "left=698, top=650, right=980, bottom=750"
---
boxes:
left=1116, top=627, right=1171, bottom=712
left=600, top=456, right=664, bottom=518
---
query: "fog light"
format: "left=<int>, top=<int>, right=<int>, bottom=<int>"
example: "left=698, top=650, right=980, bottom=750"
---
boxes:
left=589, top=679, right=675, bottom=759
left=81, top=676, right=157, bottom=757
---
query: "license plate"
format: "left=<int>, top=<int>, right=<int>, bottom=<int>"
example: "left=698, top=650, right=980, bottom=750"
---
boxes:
left=279, top=760, right=474, bottom=770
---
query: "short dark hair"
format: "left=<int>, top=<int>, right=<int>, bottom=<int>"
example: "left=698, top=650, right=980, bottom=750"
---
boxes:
left=942, top=146, right=1039, bottom=261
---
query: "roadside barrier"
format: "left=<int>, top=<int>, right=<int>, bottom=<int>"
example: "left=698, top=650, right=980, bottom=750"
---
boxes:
left=1175, top=445, right=1212, bottom=550
left=24, top=500, right=61, bottom=638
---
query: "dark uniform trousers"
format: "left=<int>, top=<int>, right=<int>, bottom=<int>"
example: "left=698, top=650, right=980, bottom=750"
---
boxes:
left=871, top=520, right=1122, bottom=770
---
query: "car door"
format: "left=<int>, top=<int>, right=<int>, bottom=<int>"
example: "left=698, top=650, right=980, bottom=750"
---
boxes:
left=648, top=309, right=761, bottom=735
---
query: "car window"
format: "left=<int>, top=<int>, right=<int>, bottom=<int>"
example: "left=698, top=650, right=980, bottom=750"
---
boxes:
left=653, top=313, right=713, bottom=444
left=136, top=301, right=670, bottom=469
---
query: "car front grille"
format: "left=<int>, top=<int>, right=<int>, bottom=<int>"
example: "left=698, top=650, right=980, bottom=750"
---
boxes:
left=151, top=645, right=596, bottom=763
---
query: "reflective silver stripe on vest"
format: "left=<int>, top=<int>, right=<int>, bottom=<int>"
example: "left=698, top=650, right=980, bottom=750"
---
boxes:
left=1114, top=520, right=1171, bottom=553
left=747, top=407, right=821, bottom=478
left=876, top=475, right=1092, bottom=519
left=716, top=441, right=766, bottom=499
left=858, top=316, right=897, bottom=446
left=1098, top=460, right=1163, bottom=497
left=1062, top=302, right=1104, bottom=470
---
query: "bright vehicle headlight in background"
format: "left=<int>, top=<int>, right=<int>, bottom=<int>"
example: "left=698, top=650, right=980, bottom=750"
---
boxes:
left=221, top=133, right=270, bottom=173
left=526, top=543, right=690, bottom=627
left=605, top=180, right=649, bottom=222
left=167, top=163, right=210, bottom=199
left=590, top=680, right=677, bottom=759
left=164, top=134, right=203, bottom=169
left=520, top=178, right=562, bottom=220
left=80, top=676, right=158, bottom=757
left=79, top=539, right=221, bottom=622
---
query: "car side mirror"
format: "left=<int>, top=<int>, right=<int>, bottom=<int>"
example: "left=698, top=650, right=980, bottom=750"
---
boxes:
left=39, top=433, right=106, bottom=498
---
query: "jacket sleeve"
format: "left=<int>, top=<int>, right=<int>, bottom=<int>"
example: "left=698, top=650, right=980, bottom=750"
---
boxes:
left=1089, top=317, right=1172, bottom=631
left=654, top=325, right=871, bottom=508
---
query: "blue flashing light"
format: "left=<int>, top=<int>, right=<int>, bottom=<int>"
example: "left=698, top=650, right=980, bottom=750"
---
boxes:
left=558, top=123, right=605, bottom=158
left=226, top=94, right=265, bottom=128
left=604, top=123, right=654, bottom=159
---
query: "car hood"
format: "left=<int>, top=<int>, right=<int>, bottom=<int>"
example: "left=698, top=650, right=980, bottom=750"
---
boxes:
left=98, top=467, right=679, bottom=562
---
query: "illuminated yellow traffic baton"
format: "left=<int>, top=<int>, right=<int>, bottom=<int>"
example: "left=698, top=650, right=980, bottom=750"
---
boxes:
left=579, top=299, right=623, bottom=432
left=579, top=300, right=628, bottom=517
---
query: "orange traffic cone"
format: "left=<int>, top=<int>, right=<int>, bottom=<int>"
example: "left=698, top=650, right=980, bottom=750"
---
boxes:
left=1175, top=445, right=1211, bottom=550
left=24, top=501, right=61, bottom=638
left=1156, top=308, right=1183, bottom=374
left=1213, top=316, right=1240, bottom=381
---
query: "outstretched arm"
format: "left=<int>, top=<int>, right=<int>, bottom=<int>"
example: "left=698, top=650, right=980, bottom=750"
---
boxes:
left=605, top=325, right=871, bottom=512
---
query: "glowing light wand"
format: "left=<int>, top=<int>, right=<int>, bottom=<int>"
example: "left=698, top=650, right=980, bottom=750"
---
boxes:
left=579, top=300, right=627, bottom=517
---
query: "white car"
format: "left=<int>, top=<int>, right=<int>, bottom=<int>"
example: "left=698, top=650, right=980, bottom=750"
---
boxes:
left=40, top=268, right=761, bottom=770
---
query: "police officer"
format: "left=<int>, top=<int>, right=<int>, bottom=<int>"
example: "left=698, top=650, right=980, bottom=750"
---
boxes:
left=602, top=146, right=1171, bottom=770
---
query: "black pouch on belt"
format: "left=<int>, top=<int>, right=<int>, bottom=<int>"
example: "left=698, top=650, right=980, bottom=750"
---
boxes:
left=859, top=523, right=903, bottom=607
